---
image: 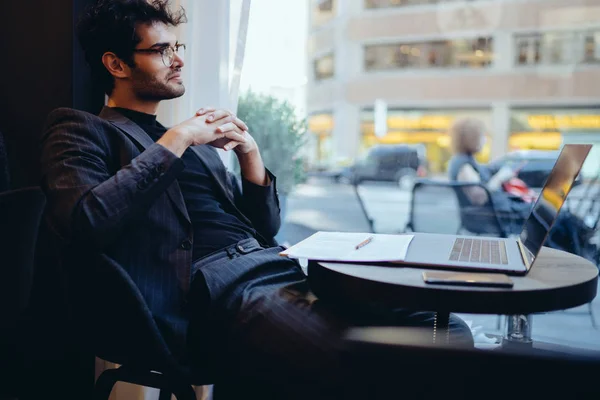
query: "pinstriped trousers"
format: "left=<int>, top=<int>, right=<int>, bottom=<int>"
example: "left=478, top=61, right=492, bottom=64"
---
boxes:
left=187, top=238, right=474, bottom=400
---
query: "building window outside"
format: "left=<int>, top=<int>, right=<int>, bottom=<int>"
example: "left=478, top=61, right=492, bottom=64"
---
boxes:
left=312, top=0, right=336, bottom=27
left=515, top=30, right=600, bottom=66
left=364, top=37, right=492, bottom=71
left=584, top=31, right=600, bottom=63
left=314, top=53, right=335, bottom=81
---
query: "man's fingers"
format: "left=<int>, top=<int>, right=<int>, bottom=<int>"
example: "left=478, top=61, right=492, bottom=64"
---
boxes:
left=233, top=117, right=248, bottom=131
left=195, top=106, right=215, bottom=116
left=217, top=122, right=245, bottom=135
left=223, top=141, right=240, bottom=151
left=223, top=129, right=246, bottom=143
left=206, top=109, right=232, bottom=123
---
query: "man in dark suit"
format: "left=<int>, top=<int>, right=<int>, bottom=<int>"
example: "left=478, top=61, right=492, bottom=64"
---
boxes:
left=41, top=1, right=473, bottom=398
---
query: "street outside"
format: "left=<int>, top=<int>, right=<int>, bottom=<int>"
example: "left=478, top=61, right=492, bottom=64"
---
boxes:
left=281, top=176, right=600, bottom=351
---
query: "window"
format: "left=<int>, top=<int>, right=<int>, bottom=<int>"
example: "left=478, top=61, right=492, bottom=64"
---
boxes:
left=312, top=0, right=336, bottom=27
left=515, top=30, right=600, bottom=66
left=314, top=53, right=335, bottom=80
left=364, top=37, right=492, bottom=71
left=584, top=31, right=600, bottom=63
left=241, top=0, right=600, bottom=355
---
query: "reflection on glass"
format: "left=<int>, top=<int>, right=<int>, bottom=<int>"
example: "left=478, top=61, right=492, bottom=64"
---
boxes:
left=519, top=145, right=592, bottom=265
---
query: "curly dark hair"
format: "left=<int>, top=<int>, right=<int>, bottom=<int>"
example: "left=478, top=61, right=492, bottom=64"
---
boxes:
left=77, top=0, right=187, bottom=95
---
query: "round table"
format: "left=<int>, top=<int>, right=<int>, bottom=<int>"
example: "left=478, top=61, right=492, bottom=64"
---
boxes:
left=307, top=247, right=598, bottom=347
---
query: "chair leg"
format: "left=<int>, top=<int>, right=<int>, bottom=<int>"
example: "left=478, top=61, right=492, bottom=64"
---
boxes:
left=589, top=302, right=597, bottom=329
left=93, top=368, right=120, bottom=400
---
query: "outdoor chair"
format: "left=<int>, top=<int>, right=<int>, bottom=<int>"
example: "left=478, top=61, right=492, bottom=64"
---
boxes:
left=404, top=179, right=508, bottom=238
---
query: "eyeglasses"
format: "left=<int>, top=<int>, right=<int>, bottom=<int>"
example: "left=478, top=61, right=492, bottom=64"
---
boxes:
left=133, top=43, right=186, bottom=67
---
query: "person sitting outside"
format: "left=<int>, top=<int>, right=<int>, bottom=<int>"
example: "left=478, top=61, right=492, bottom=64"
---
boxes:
left=447, top=118, right=594, bottom=258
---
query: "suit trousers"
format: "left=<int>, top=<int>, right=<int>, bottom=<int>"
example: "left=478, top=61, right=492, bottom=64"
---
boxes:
left=187, top=238, right=474, bottom=400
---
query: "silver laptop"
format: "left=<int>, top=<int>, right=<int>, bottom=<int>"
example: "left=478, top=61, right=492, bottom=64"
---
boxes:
left=403, top=144, right=592, bottom=276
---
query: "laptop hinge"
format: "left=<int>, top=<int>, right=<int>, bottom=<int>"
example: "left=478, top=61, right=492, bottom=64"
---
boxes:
left=516, top=239, right=531, bottom=271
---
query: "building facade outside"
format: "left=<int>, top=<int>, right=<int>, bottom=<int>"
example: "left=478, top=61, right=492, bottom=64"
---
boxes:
left=306, top=0, right=600, bottom=174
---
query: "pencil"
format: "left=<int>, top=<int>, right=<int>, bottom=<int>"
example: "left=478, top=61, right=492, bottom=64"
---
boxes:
left=355, top=236, right=374, bottom=250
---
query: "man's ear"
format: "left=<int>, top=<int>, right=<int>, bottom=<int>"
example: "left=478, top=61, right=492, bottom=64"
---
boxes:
left=101, top=52, right=130, bottom=79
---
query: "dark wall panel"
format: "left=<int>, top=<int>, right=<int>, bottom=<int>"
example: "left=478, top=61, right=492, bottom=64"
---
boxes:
left=0, top=0, right=103, bottom=188
left=0, top=1, right=101, bottom=399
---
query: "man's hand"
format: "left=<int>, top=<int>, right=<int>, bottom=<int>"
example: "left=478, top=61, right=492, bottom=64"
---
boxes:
left=196, top=108, right=256, bottom=152
left=195, top=109, right=268, bottom=185
left=157, top=107, right=248, bottom=157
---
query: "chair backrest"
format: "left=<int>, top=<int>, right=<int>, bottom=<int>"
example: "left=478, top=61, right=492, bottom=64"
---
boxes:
left=64, top=251, right=183, bottom=375
left=0, top=187, right=46, bottom=318
left=407, top=180, right=463, bottom=234
left=450, top=181, right=507, bottom=237
left=407, top=179, right=506, bottom=237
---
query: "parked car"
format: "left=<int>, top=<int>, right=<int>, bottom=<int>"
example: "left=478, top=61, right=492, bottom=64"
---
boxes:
left=334, top=144, right=428, bottom=189
left=489, top=150, right=563, bottom=189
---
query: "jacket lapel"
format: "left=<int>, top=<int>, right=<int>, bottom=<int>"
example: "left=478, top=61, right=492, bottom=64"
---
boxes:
left=99, top=107, right=191, bottom=224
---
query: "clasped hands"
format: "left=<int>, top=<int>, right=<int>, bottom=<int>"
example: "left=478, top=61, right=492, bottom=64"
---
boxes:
left=174, top=106, right=256, bottom=154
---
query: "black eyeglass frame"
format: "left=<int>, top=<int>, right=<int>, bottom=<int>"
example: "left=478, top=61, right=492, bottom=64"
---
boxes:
left=132, top=43, right=186, bottom=67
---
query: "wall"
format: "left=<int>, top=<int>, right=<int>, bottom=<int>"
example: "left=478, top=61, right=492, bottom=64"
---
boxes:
left=0, top=0, right=103, bottom=188
left=0, top=1, right=102, bottom=399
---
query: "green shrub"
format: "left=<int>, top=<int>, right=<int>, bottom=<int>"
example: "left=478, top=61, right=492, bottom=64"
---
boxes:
left=235, top=91, right=307, bottom=194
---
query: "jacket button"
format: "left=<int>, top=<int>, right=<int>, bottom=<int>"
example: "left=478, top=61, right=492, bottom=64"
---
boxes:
left=237, top=245, right=244, bottom=252
left=180, top=239, right=192, bottom=250
left=137, top=181, right=148, bottom=190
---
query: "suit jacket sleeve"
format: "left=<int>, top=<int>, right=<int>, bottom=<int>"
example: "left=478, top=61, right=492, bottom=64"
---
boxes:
left=228, top=168, right=281, bottom=241
left=40, top=108, right=184, bottom=249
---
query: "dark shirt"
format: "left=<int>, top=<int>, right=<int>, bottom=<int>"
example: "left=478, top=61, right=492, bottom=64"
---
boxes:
left=112, top=108, right=257, bottom=260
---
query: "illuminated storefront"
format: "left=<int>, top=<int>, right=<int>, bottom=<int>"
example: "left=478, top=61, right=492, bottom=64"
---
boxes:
left=360, top=109, right=492, bottom=173
left=510, top=109, right=600, bottom=150
left=510, top=108, right=600, bottom=178
left=307, top=112, right=335, bottom=168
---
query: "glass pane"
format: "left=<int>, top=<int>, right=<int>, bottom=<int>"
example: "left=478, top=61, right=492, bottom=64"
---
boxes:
left=240, top=0, right=600, bottom=355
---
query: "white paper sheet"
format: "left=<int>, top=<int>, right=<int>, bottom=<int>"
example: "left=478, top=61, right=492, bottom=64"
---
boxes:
left=279, top=231, right=414, bottom=263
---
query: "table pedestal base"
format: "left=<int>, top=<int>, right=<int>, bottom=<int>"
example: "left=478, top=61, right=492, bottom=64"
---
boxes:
left=502, top=314, right=533, bottom=349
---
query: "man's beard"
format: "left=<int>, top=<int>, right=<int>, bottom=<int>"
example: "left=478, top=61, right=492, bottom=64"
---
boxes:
left=131, top=67, right=185, bottom=101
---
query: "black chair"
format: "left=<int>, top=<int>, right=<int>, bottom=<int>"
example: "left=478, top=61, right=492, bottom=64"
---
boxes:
left=0, top=187, right=46, bottom=398
left=405, top=179, right=508, bottom=238
left=61, top=251, right=213, bottom=400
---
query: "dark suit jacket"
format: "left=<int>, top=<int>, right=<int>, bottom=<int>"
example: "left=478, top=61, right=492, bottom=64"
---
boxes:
left=40, top=106, right=281, bottom=358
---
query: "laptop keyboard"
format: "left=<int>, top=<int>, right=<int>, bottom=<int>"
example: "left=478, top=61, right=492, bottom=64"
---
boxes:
left=449, top=238, right=508, bottom=265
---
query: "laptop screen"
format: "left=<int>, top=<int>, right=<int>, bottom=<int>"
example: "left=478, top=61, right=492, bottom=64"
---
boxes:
left=519, top=144, right=592, bottom=268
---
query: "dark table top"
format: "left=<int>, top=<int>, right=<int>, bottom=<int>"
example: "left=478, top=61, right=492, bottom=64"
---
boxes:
left=307, top=247, right=599, bottom=315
